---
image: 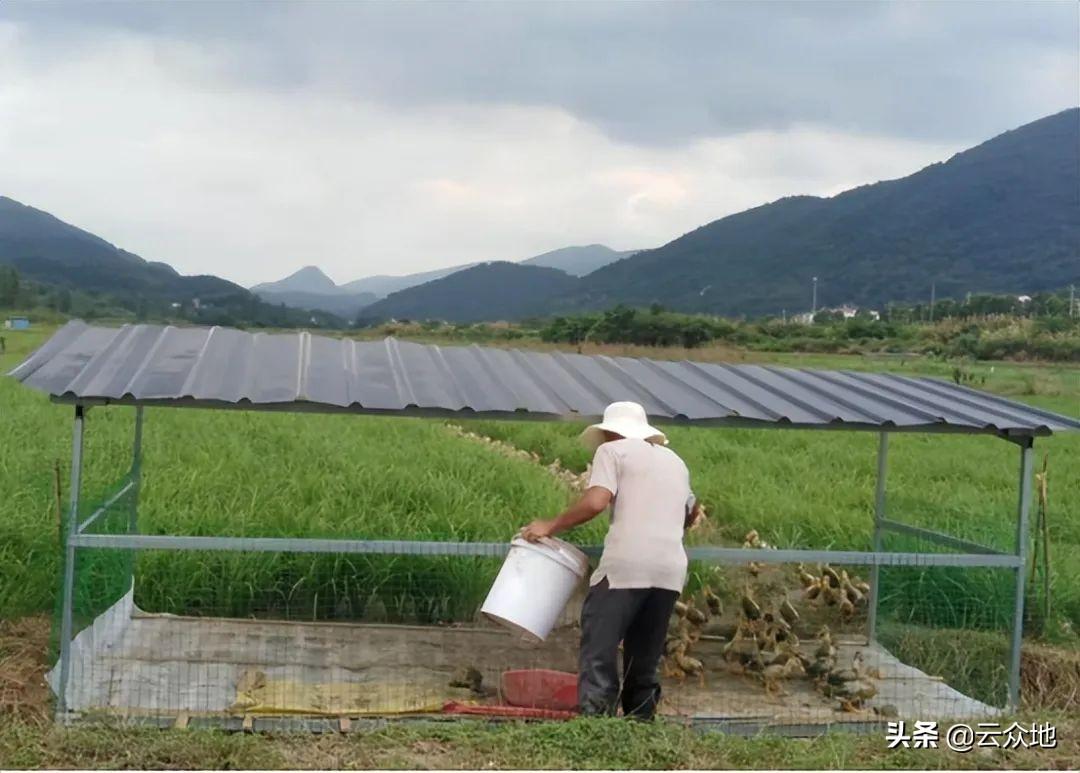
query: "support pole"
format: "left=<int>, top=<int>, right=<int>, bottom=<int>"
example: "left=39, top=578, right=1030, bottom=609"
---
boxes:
left=127, top=406, right=144, bottom=592
left=868, top=432, right=889, bottom=643
left=1008, top=438, right=1034, bottom=710
left=130, top=406, right=144, bottom=535
left=56, top=404, right=85, bottom=719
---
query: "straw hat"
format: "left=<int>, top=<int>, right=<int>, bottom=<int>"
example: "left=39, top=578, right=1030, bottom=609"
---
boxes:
left=580, top=401, right=667, bottom=451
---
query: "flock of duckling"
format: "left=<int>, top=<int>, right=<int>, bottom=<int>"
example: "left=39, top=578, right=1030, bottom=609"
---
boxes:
left=661, top=530, right=883, bottom=713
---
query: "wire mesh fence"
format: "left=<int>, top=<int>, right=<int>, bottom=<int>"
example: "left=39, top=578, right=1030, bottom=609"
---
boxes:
left=55, top=492, right=1016, bottom=730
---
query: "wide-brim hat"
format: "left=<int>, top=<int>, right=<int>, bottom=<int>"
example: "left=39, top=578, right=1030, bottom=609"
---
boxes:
left=580, top=401, right=667, bottom=451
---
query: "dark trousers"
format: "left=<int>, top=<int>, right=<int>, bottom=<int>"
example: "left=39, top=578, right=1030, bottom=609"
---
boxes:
left=578, top=578, right=679, bottom=719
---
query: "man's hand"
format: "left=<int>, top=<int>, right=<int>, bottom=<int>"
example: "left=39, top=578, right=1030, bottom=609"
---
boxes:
left=521, top=519, right=557, bottom=542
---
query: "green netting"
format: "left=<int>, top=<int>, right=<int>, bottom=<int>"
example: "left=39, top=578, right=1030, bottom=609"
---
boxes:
left=874, top=530, right=1015, bottom=708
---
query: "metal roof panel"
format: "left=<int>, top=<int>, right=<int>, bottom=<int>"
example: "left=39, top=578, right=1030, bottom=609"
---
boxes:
left=9, top=321, right=1079, bottom=436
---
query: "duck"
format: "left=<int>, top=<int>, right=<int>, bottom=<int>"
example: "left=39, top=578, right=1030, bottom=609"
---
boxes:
left=841, top=576, right=865, bottom=606
left=797, top=563, right=818, bottom=589
left=830, top=680, right=878, bottom=712
left=685, top=602, right=709, bottom=627
left=813, top=626, right=836, bottom=660
left=780, top=599, right=800, bottom=627
left=740, top=585, right=762, bottom=621
left=826, top=652, right=865, bottom=685
left=761, top=657, right=806, bottom=696
left=821, top=565, right=841, bottom=588
left=839, top=598, right=856, bottom=620
left=702, top=586, right=723, bottom=617
left=673, top=600, right=689, bottom=618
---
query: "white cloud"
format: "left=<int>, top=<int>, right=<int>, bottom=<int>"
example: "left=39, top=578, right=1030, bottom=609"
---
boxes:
left=0, top=18, right=1025, bottom=286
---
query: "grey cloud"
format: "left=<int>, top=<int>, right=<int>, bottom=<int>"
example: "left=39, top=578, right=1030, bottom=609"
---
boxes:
left=5, top=1, right=1077, bottom=147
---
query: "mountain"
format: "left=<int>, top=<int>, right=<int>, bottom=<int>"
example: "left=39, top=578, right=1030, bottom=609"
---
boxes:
left=358, top=262, right=581, bottom=323
left=339, top=263, right=479, bottom=298
left=251, top=265, right=378, bottom=318
left=519, top=244, right=639, bottom=276
left=0, top=196, right=348, bottom=327
left=575, top=108, right=1080, bottom=317
left=251, top=265, right=340, bottom=295
left=0, top=196, right=248, bottom=300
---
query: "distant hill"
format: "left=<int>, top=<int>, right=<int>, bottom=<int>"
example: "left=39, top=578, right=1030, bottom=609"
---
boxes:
left=252, top=265, right=340, bottom=295
left=0, top=196, right=246, bottom=301
left=250, top=244, right=633, bottom=311
left=0, top=197, right=346, bottom=327
left=519, top=244, right=638, bottom=276
left=340, top=263, right=479, bottom=298
left=574, top=108, right=1080, bottom=317
left=251, top=265, right=377, bottom=318
left=358, top=262, right=581, bottom=323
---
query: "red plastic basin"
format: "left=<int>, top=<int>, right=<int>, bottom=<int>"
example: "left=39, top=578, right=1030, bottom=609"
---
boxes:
left=501, top=669, right=579, bottom=711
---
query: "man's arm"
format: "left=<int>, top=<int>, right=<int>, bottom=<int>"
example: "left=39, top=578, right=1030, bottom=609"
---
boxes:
left=520, top=486, right=613, bottom=542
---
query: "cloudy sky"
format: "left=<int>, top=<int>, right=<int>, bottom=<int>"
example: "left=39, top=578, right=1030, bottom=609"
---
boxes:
left=1, top=1, right=1076, bottom=287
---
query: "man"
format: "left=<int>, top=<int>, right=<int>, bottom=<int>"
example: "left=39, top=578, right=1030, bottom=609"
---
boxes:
left=522, top=400, right=702, bottom=720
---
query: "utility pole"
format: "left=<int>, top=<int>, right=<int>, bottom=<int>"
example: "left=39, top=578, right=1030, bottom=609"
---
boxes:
left=812, top=276, right=818, bottom=316
left=929, top=282, right=936, bottom=322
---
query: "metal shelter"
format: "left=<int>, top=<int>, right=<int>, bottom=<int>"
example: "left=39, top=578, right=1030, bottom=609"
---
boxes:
left=10, top=320, right=1080, bottom=721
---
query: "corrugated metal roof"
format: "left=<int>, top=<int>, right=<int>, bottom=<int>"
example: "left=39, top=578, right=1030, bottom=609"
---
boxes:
left=9, top=320, right=1079, bottom=436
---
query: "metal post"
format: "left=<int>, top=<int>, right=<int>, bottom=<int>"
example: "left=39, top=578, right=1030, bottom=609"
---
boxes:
left=868, top=432, right=888, bottom=643
left=130, top=406, right=144, bottom=535
left=56, top=404, right=85, bottom=718
left=1008, top=438, right=1034, bottom=710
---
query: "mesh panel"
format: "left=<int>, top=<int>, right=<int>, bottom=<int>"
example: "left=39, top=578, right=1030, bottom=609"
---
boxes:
left=58, top=542, right=1012, bottom=729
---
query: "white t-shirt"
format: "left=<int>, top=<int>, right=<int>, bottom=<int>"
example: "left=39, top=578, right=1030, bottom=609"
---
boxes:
left=586, top=437, right=692, bottom=592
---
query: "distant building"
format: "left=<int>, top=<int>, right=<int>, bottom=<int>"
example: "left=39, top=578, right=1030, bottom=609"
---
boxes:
left=793, top=306, right=880, bottom=324
left=4, top=317, right=30, bottom=330
left=1017, top=295, right=1032, bottom=304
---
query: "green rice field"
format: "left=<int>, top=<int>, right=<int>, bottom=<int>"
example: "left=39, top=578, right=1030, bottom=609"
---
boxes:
left=1, top=326, right=1078, bottom=635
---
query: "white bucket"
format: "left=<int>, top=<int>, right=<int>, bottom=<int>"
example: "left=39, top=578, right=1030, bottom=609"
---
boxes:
left=481, top=536, right=591, bottom=643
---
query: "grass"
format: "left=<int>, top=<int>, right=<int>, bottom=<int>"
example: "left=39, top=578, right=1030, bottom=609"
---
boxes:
left=1, top=714, right=1078, bottom=770
left=1, top=324, right=1079, bottom=768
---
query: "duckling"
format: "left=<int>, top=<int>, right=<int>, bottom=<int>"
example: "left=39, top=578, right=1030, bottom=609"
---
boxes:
left=841, top=578, right=865, bottom=606
left=743, top=529, right=761, bottom=547
left=833, top=680, right=878, bottom=712
left=822, top=565, right=841, bottom=588
left=804, top=581, right=822, bottom=602
left=761, top=657, right=806, bottom=696
left=702, top=586, right=723, bottom=617
left=797, top=563, right=817, bottom=589
left=672, top=649, right=706, bottom=686
left=854, top=578, right=871, bottom=596
left=805, top=656, right=835, bottom=679
left=741, top=585, right=762, bottom=621
left=839, top=597, right=856, bottom=620
left=685, top=603, right=709, bottom=627
left=747, top=560, right=762, bottom=577
left=673, top=600, right=689, bottom=618
left=827, top=652, right=864, bottom=685
left=813, top=627, right=836, bottom=660
left=779, top=599, right=800, bottom=627
left=449, top=665, right=484, bottom=693
left=821, top=580, right=842, bottom=606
